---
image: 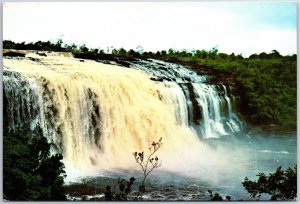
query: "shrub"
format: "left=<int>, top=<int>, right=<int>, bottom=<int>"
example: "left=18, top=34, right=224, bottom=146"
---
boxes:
left=242, top=165, right=297, bottom=200
left=3, top=130, right=66, bottom=200
left=133, top=137, right=163, bottom=199
left=104, top=177, right=136, bottom=201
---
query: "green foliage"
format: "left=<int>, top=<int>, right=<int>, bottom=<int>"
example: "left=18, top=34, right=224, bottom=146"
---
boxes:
left=3, top=39, right=65, bottom=51
left=208, top=190, right=232, bottom=201
left=104, top=177, right=136, bottom=201
left=242, top=165, right=297, bottom=200
left=208, top=190, right=223, bottom=201
left=155, top=49, right=296, bottom=130
left=3, top=130, right=66, bottom=201
left=233, top=57, right=296, bottom=128
left=211, top=193, right=223, bottom=201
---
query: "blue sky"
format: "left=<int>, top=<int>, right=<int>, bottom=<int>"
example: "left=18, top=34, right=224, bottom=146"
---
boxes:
left=222, top=2, right=296, bottom=29
left=3, top=2, right=297, bottom=57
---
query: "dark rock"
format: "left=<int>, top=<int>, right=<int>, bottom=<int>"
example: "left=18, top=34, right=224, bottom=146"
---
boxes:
left=64, top=184, right=105, bottom=197
left=3, top=51, right=25, bottom=57
left=97, top=60, right=111, bottom=64
left=158, top=65, right=167, bottom=70
left=36, top=52, right=47, bottom=56
left=150, top=77, right=163, bottom=82
left=114, top=59, right=131, bottom=68
left=183, top=77, right=191, bottom=82
left=28, top=57, right=41, bottom=62
left=81, top=195, right=89, bottom=201
left=163, top=77, right=172, bottom=81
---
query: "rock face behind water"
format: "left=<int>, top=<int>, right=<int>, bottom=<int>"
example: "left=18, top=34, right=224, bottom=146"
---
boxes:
left=3, top=49, right=74, bottom=58
left=162, top=60, right=236, bottom=85
left=3, top=51, right=26, bottom=57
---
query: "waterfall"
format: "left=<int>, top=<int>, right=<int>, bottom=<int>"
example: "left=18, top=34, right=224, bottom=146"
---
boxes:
left=191, top=83, right=241, bottom=138
left=3, top=54, right=243, bottom=175
left=156, top=81, right=189, bottom=126
left=125, top=59, right=243, bottom=137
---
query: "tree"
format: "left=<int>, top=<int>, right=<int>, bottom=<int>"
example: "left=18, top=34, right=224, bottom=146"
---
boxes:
left=3, top=40, right=16, bottom=49
left=65, top=43, right=78, bottom=52
left=53, top=38, right=64, bottom=51
left=161, top=50, right=167, bottom=56
left=270, top=50, right=282, bottom=59
left=103, top=138, right=162, bottom=201
left=133, top=137, right=163, bottom=199
left=242, top=165, right=297, bottom=200
left=168, top=48, right=175, bottom=55
left=118, top=48, right=128, bottom=57
left=128, top=49, right=139, bottom=57
left=79, top=44, right=89, bottom=53
left=3, top=130, right=66, bottom=201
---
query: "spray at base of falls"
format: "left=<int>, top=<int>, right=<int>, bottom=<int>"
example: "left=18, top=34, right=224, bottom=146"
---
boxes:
left=3, top=54, right=243, bottom=180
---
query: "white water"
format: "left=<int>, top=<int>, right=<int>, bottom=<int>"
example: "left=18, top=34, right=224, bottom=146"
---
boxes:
left=3, top=54, right=243, bottom=180
left=157, top=81, right=189, bottom=126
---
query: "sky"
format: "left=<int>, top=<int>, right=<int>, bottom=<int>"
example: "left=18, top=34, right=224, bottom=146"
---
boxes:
left=3, top=1, right=297, bottom=57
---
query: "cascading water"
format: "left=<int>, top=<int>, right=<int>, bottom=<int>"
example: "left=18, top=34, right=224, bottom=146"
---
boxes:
left=3, top=53, right=243, bottom=178
left=123, top=58, right=243, bottom=138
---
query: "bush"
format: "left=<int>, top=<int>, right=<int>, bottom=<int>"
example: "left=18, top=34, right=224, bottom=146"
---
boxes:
left=3, top=130, right=66, bottom=201
left=242, top=165, right=297, bottom=200
left=104, top=177, right=136, bottom=201
left=104, top=138, right=163, bottom=201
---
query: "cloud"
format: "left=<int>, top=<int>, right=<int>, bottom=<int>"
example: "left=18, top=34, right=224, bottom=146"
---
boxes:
left=3, top=2, right=296, bottom=56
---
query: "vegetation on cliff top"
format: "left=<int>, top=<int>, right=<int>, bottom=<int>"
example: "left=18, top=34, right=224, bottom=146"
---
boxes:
left=3, top=40, right=297, bottom=130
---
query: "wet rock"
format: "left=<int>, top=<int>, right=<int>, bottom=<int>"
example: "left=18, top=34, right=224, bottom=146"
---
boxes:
left=81, top=195, right=89, bottom=201
left=163, top=77, right=172, bottom=81
left=158, top=65, right=167, bottom=70
left=28, top=57, right=41, bottom=62
left=115, top=59, right=131, bottom=67
left=150, top=193, right=164, bottom=199
left=36, top=52, right=47, bottom=56
left=3, top=51, right=25, bottom=57
left=64, top=184, right=105, bottom=197
left=97, top=60, right=112, bottom=65
left=92, top=196, right=106, bottom=201
left=183, top=77, right=191, bottom=82
left=166, top=194, right=177, bottom=199
left=150, top=77, right=163, bottom=82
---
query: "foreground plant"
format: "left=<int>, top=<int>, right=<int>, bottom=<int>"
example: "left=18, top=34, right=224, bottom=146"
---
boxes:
left=3, top=130, right=66, bottom=201
left=208, top=190, right=231, bottom=201
left=104, top=177, right=136, bottom=201
left=133, top=137, right=163, bottom=199
left=242, top=165, right=297, bottom=200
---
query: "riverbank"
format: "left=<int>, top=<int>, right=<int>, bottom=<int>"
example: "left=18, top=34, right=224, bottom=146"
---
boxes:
left=63, top=175, right=213, bottom=201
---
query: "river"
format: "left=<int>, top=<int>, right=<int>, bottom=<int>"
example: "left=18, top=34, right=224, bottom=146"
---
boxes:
left=65, top=130, right=296, bottom=201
